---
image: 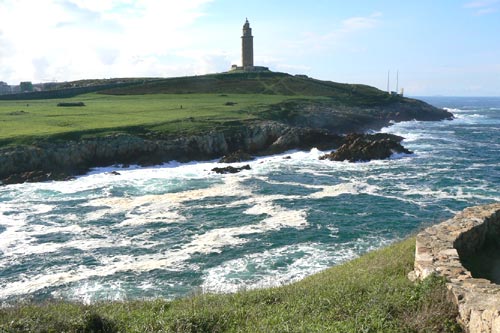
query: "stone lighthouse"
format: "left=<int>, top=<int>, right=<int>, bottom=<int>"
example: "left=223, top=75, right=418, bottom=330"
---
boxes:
left=241, top=18, right=254, bottom=68
left=229, top=19, right=268, bottom=72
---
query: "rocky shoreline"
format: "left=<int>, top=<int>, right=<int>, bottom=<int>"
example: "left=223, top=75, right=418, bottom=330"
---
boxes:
left=0, top=122, right=341, bottom=184
left=0, top=102, right=454, bottom=185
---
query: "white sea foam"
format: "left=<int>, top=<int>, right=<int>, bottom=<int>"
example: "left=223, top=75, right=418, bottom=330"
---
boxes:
left=0, top=203, right=56, bottom=255
left=86, top=175, right=248, bottom=208
left=0, top=244, right=203, bottom=299
left=56, top=280, right=126, bottom=304
left=1, top=103, right=499, bottom=302
left=119, top=208, right=185, bottom=227
left=308, top=182, right=379, bottom=199
left=402, top=186, right=499, bottom=203
left=187, top=202, right=308, bottom=254
left=261, top=178, right=379, bottom=199
left=201, top=236, right=394, bottom=294
left=0, top=173, right=310, bottom=299
left=0, top=200, right=308, bottom=299
left=444, top=107, right=463, bottom=113
left=201, top=243, right=333, bottom=293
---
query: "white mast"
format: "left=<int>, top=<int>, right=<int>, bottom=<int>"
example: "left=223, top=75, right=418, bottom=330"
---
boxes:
left=396, top=70, right=399, bottom=93
left=387, top=70, right=390, bottom=93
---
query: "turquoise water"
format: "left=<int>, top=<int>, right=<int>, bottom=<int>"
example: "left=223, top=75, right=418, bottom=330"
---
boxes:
left=0, top=96, right=499, bottom=304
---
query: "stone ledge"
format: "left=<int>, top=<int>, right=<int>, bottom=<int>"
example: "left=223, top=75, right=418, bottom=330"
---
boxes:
left=411, top=203, right=500, bottom=333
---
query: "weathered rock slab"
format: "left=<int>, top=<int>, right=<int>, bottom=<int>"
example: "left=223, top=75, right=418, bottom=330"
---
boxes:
left=411, top=203, right=500, bottom=333
left=320, top=133, right=412, bottom=162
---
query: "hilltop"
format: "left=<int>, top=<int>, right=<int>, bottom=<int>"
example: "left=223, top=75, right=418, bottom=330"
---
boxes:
left=100, top=71, right=389, bottom=102
left=0, top=71, right=452, bottom=184
left=0, top=70, right=401, bottom=103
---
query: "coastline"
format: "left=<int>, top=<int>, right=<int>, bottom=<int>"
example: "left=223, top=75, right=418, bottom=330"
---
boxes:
left=1, top=97, right=498, bottom=332
left=0, top=103, right=452, bottom=185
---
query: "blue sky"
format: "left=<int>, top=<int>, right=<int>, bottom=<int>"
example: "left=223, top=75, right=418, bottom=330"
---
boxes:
left=0, top=0, right=499, bottom=96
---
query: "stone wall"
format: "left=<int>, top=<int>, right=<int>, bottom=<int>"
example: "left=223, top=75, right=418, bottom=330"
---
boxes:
left=410, top=203, right=500, bottom=333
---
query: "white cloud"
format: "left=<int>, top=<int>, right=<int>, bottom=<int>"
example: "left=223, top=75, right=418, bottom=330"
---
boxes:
left=0, top=0, right=214, bottom=84
left=463, top=0, right=499, bottom=14
left=464, top=0, right=499, bottom=8
left=285, top=12, right=382, bottom=52
left=339, top=12, right=382, bottom=33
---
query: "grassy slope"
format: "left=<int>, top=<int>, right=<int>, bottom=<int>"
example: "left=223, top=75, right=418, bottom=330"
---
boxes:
left=0, top=93, right=323, bottom=145
left=0, top=238, right=461, bottom=333
left=100, top=72, right=391, bottom=104
left=0, top=72, right=398, bottom=146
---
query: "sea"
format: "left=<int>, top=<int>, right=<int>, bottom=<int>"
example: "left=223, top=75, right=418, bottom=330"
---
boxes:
left=0, top=96, right=499, bottom=304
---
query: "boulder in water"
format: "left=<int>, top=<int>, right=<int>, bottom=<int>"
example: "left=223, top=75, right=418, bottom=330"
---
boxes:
left=212, top=164, right=251, bottom=174
left=320, top=133, right=412, bottom=162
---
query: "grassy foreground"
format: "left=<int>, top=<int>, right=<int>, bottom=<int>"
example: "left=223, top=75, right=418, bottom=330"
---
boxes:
left=0, top=238, right=461, bottom=333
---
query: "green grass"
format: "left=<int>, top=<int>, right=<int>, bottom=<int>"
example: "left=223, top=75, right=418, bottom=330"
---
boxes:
left=101, top=72, right=394, bottom=106
left=0, top=238, right=462, bottom=332
left=0, top=93, right=320, bottom=145
left=0, top=71, right=404, bottom=146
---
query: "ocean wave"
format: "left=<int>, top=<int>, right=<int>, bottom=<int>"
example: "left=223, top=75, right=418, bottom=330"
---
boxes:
left=201, top=236, right=394, bottom=294
left=52, top=280, right=127, bottom=304
left=444, top=107, right=465, bottom=113
left=1, top=102, right=498, bottom=302
left=187, top=202, right=308, bottom=254
left=307, top=181, right=378, bottom=199
left=200, top=243, right=339, bottom=294
left=0, top=200, right=308, bottom=300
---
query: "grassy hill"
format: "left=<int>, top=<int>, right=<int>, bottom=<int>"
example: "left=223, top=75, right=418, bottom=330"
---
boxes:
left=100, top=71, right=393, bottom=106
left=0, top=237, right=461, bottom=332
left=0, top=72, right=411, bottom=146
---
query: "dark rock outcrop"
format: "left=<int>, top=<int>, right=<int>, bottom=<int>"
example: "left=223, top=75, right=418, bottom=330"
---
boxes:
left=263, top=127, right=343, bottom=154
left=219, top=150, right=254, bottom=163
left=268, top=99, right=454, bottom=134
left=2, top=171, right=74, bottom=185
left=212, top=165, right=251, bottom=174
left=0, top=122, right=343, bottom=185
left=320, top=133, right=412, bottom=162
left=0, top=94, right=451, bottom=185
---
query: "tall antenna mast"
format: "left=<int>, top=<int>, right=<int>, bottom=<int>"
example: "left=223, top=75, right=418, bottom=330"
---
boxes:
left=387, top=70, right=390, bottom=93
left=396, top=70, right=399, bottom=93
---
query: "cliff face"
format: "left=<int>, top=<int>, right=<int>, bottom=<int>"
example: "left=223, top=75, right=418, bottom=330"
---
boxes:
left=265, top=98, right=453, bottom=134
left=0, top=122, right=342, bottom=184
left=0, top=96, right=453, bottom=185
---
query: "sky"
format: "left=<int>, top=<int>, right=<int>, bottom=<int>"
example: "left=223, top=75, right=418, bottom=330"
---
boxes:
left=0, top=0, right=499, bottom=96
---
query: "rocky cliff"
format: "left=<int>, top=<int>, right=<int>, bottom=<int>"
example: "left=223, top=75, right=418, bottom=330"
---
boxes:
left=0, top=121, right=343, bottom=184
left=264, top=98, right=453, bottom=133
left=0, top=94, right=454, bottom=185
